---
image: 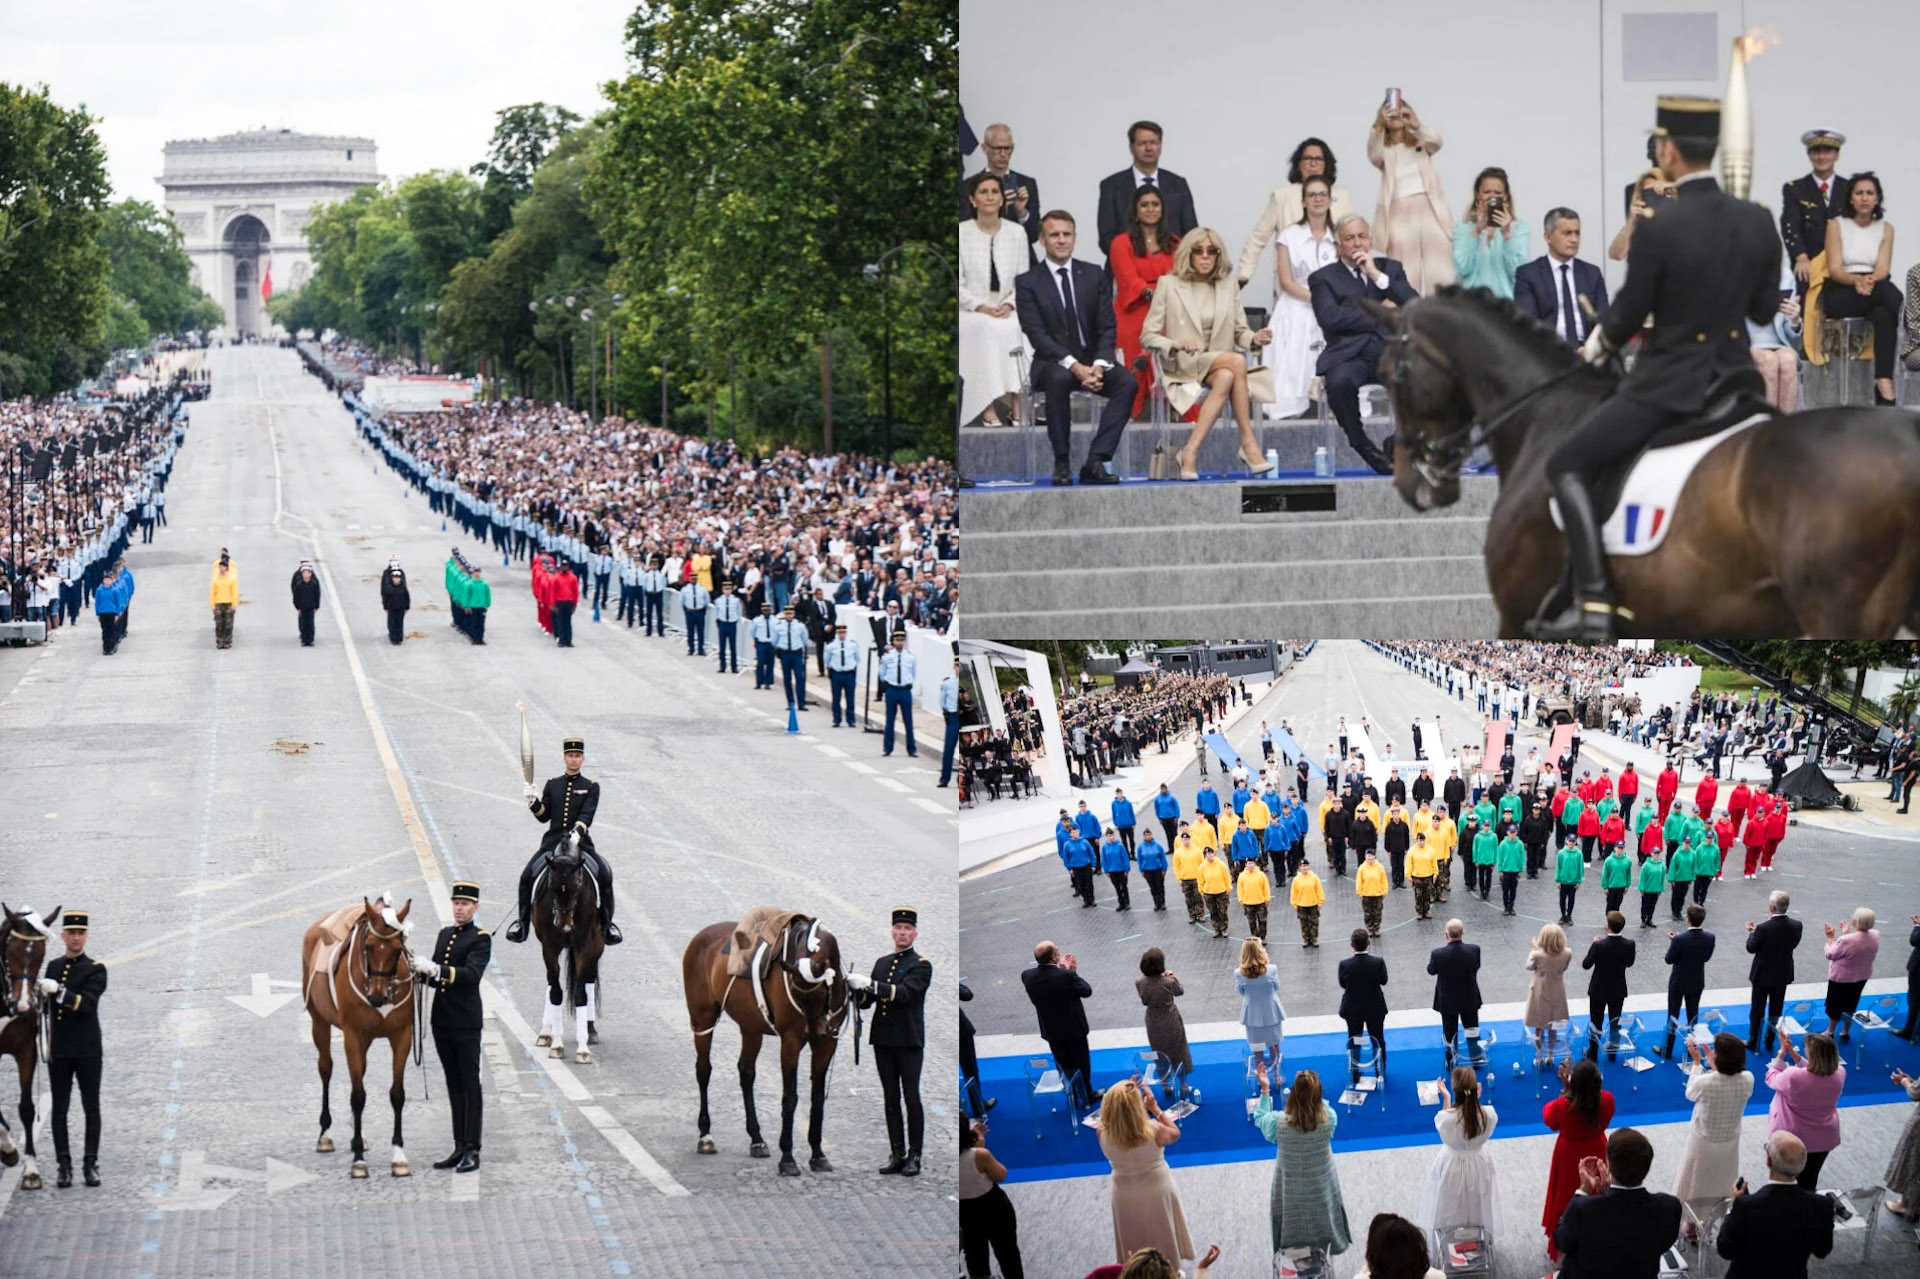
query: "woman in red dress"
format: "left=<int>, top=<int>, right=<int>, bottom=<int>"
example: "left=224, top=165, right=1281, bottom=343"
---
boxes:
left=1109, top=185, right=1181, bottom=421
left=1541, top=1058, right=1613, bottom=1260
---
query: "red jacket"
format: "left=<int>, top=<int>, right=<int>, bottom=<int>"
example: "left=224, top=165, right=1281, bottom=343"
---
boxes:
left=1551, top=790, right=1569, bottom=820
left=549, top=570, right=580, bottom=604
left=1713, top=817, right=1735, bottom=852
left=1694, top=776, right=1718, bottom=816
left=1617, top=768, right=1639, bottom=797
left=1743, top=801, right=1770, bottom=847
left=1728, top=783, right=1751, bottom=814
left=1600, top=815, right=1626, bottom=847
left=1640, top=821, right=1664, bottom=855
left=1766, top=805, right=1787, bottom=840
left=1656, top=768, right=1679, bottom=802
left=1594, top=775, right=1614, bottom=800
left=1578, top=804, right=1600, bottom=837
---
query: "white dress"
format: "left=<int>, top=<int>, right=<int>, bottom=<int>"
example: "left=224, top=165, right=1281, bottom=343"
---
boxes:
left=956, top=219, right=1030, bottom=425
left=1418, top=1105, right=1502, bottom=1241
left=1670, top=1068, right=1754, bottom=1205
left=1262, top=222, right=1339, bottom=418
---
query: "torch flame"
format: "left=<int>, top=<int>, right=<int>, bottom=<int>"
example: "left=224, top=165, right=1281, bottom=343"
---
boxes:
left=1736, top=24, right=1780, bottom=60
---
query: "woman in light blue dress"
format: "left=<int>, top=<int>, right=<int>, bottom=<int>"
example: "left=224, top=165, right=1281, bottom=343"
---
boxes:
left=1450, top=167, right=1531, bottom=298
left=1253, top=1064, right=1351, bottom=1256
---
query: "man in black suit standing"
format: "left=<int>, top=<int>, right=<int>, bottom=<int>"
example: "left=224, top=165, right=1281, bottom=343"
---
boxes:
left=959, top=122, right=1042, bottom=255
left=1336, top=928, right=1388, bottom=1084
left=1716, top=1131, right=1835, bottom=1278
left=1663, top=903, right=1715, bottom=1057
left=1513, top=208, right=1609, bottom=344
left=1428, top=919, right=1486, bottom=1069
left=1779, top=129, right=1850, bottom=295
left=1552, top=1128, right=1683, bottom=1279
left=1746, top=890, right=1803, bottom=1053
left=1532, top=95, right=1782, bottom=641
left=1582, top=911, right=1636, bottom=1061
left=1014, top=212, right=1138, bottom=488
left=1308, top=215, right=1419, bottom=475
left=1019, top=940, right=1094, bottom=1106
left=1895, top=911, right=1920, bottom=1041
left=1096, top=121, right=1197, bottom=261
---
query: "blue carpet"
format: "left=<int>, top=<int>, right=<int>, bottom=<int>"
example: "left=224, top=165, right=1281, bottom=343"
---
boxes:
left=976, top=997, right=1916, bottom=1183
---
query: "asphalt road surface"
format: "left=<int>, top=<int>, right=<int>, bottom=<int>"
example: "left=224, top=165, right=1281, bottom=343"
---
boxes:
left=0, top=345, right=956, bottom=1278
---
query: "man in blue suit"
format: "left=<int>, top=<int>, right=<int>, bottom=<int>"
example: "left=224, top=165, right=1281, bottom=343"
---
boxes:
left=1514, top=208, right=1610, bottom=343
left=1014, top=212, right=1138, bottom=487
left=1308, top=215, right=1419, bottom=475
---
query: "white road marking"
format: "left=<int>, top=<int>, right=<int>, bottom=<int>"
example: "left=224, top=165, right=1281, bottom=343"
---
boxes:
left=845, top=761, right=879, bottom=775
left=873, top=777, right=912, bottom=793
left=911, top=797, right=951, bottom=815
left=226, top=972, right=297, bottom=1018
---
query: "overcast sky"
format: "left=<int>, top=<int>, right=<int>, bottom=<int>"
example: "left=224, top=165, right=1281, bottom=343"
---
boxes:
left=1, top=0, right=638, bottom=204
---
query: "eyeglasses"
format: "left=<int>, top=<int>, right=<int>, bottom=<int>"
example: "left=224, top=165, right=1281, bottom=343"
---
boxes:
left=1191, top=245, right=1219, bottom=256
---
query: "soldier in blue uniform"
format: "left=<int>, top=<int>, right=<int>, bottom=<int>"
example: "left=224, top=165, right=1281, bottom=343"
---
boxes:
left=877, top=628, right=918, bottom=757
left=506, top=736, right=624, bottom=945
left=419, top=881, right=492, bottom=1172
left=679, top=576, right=711, bottom=655
left=712, top=578, right=743, bottom=672
left=772, top=603, right=809, bottom=711
left=847, top=907, right=932, bottom=1177
left=824, top=623, right=862, bottom=727
left=44, top=909, right=108, bottom=1188
left=750, top=601, right=777, bottom=688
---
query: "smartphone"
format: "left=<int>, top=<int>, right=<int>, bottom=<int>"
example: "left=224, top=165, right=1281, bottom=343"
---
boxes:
left=1641, top=190, right=1671, bottom=210
left=1385, top=88, right=1403, bottom=112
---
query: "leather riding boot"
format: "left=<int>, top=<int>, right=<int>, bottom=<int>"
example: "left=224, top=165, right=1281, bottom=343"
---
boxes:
left=596, top=865, right=623, bottom=944
left=1527, top=473, right=1628, bottom=641
left=82, top=1158, right=99, bottom=1187
left=877, top=1152, right=907, bottom=1175
left=505, top=859, right=537, bottom=942
left=433, top=1146, right=465, bottom=1170
left=455, top=1148, right=480, bottom=1173
left=56, top=1161, right=73, bottom=1189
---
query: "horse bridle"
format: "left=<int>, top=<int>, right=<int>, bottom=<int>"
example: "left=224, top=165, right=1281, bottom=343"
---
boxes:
left=350, top=917, right=412, bottom=1009
left=3, top=926, right=49, bottom=1016
left=545, top=848, right=587, bottom=933
left=779, top=919, right=851, bottom=1040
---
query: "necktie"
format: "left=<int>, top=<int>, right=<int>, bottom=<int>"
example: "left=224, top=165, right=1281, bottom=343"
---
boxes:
left=1820, top=180, right=1829, bottom=197
left=1559, top=263, right=1580, bottom=343
left=1057, top=266, right=1086, bottom=348
left=1142, top=174, right=1157, bottom=191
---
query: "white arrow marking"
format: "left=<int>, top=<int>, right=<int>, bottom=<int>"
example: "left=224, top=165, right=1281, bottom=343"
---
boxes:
left=157, top=1150, right=258, bottom=1211
left=226, top=972, right=297, bottom=1019
left=265, top=1156, right=316, bottom=1194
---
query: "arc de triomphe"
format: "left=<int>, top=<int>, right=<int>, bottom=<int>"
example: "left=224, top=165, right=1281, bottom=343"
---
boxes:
left=160, top=128, right=381, bottom=338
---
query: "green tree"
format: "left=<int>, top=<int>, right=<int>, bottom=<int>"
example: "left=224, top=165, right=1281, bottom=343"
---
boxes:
left=470, top=102, right=582, bottom=245
left=1888, top=673, right=1920, bottom=726
left=0, top=82, right=111, bottom=397
left=99, top=198, right=223, bottom=337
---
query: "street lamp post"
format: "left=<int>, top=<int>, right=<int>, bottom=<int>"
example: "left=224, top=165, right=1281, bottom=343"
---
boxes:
left=862, top=242, right=954, bottom=462
left=563, top=291, right=621, bottom=421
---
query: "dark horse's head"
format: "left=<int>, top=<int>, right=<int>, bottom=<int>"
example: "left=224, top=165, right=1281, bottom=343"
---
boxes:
left=544, top=832, right=589, bottom=936
left=1, top=903, right=58, bottom=1017
left=1371, top=287, right=1615, bottom=512
left=357, top=895, right=414, bottom=1010
left=776, top=916, right=849, bottom=1039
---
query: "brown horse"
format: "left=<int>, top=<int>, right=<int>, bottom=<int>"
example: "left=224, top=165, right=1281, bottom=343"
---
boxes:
left=1, top=904, right=58, bottom=1188
left=532, top=832, right=603, bottom=1064
left=301, top=895, right=417, bottom=1178
left=1377, top=287, right=1920, bottom=636
left=683, top=915, right=851, bottom=1177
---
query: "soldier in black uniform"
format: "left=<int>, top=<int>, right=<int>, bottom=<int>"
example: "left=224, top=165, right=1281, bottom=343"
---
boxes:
left=44, top=908, right=108, bottom=1188
left=419, top=881, right=491, bottom=1173
left=506, top=735, right=623, bottom=944
left=1531, top=95, right=1782, bottom=642
left=1779, top=129, right=1850, bottom=295
left=848, top=906, right=932, bottom=1177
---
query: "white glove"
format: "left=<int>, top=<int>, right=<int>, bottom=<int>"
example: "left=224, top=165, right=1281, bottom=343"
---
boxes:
left=1580, top=325, right=1611, bottom=367
left=417, top=962, right=442, bottom=983
left=36, top=978, right=58, bottom=996
left=572, top=821, right=590, bottom=836
left=845, top=972, right=872, bottom=991
left=524, top=783, right=540, bottom=808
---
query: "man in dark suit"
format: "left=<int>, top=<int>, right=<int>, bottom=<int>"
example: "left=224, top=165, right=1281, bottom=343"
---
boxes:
left=1428, top=919, right=1486, bottom=1069
left=1513, top=208, right=1610, bottom=343
left=1532, top=95, right=1782, bottom=641
left=1308, top=215, right=1419, bottom=475
left=1894, top=912, right=1920, bottom=1041
left=1552, top=1128, right=1684, bottom=1279
left=1717, top=1130, right=1836, bottom=1278
left=1014, top=211, right=1138, bottom=488
left=1582, top=911, right=1636, bottom=1061
left=958, top=980, right=992, bottom=1118
left=959, top=122, right=1042, bottom=254
left=1663, top=903, right=1715, bottom=1056
left=1095, top=121, right=1197, bottom=260
left=1746, top=891, right=1803, bottom=1052
left=1336, top=928, right=1388, bottom=1083
left=1779, top=129, right=1850, bottom=295
left=1019, top=941, right=1094, bottom=1106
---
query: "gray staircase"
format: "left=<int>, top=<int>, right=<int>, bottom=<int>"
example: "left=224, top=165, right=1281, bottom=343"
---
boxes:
left=962, top=476, right=1503, bottom=638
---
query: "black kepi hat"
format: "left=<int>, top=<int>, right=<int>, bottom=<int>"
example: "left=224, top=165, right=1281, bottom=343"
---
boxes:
left=450, top=882, right=480, bottom=902
left=563, top=736, right=585, bottom=753
left=61, top=910, right=88, bottom=932
left=1652, top=95, right=1720, bottom=142
left=890, top=906, right=917, bottom=926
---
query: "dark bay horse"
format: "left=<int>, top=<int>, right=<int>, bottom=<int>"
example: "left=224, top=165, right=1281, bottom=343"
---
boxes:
left=532, top=832, right=604, bottom=1064
left=1377, top=287, right=1920, bottom=636
left=683, top=915, right=850, bottom=1177
left=301, top=895, right=417, bottom=1178
left=1, top=904, right=58, bottom=1188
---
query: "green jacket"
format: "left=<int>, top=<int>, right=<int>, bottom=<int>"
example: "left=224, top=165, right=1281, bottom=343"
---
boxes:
left=1600, top=853, right=1634, bottom=889
left=1561, top=796, right=1584, bottom=828
left=1634, top=804, right=1656, bottom=836
left=1495, top=835, right=1526, bottom=873
left=1595, top=797, right=1618, bottom=824
left=1472, top=828, right=1498, bottom=865
left=1663, top=808, right=1689, bottom=843
left=1554, top=846, right=1586, bottom=885
left=1667, top=844, right=1695, bottom=883
left=1636, top=857, right=1667, bottom=894
left=1498, top=793, right=1522, bottom=824
left=1474, top=800, right=1495, bottom=831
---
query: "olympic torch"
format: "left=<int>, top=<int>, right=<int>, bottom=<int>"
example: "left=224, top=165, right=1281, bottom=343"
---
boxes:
left=1719, top=35, right=1753, bottom=200
left=517, top=699, right=534, bottom=786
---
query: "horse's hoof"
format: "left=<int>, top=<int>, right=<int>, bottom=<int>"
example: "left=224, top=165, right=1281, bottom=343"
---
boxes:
left=548, top=1044, right=563, bottom=1059
left=391, top=1163, right=410, bottom=1178
left=575, top=1048, right=591, bottom=1064
left=696, top=1136, right=717, bottom=1155
left=350, top=1163, right=369, bottom=1180
left=809, top=1155, right=834, bottom=1173
left=534, top=1032, right=552, bottom=1048
left=778, top=1158, right=801, bottom=1177
left=0, top=1147, right=17, bottom=1168
left=316, top=1136, right=334, bottom=1154
left=19, top=1171, right=40, bottom=1190
left=749, top=1141, right=770, bottom=1159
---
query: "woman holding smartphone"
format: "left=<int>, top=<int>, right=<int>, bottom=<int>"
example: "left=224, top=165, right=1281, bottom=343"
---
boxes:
left=1609, top=169, right=1676, bottom=262
left=1451, top=167, right=1530, bottom=298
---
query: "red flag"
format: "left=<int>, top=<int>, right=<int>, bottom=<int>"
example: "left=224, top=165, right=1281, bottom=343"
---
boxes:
left=260, top=258, right=273, bottom=301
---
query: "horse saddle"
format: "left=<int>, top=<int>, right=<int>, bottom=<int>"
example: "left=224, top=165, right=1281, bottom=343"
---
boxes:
left=1552, top=369, right=1776, bottom=558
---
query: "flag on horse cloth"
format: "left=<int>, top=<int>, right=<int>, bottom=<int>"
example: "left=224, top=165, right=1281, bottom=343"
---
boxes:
left=260, top=257, right=273, bottom=301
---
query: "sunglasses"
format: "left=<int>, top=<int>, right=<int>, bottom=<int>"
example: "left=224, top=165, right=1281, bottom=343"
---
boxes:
left=1191, top=245, right=1219, bottom=256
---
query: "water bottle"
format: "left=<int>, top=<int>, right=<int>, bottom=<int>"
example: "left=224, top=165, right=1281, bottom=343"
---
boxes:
left=1484, top=1069, right=1496, bottom=1100
left=1313, top=446, right=1332, bottom=478
left=1265, top=448, right=1279, bottom=477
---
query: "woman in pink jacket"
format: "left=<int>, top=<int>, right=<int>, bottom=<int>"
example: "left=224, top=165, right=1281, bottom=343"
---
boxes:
left=1823, top=908, right=1881, bottom=1042
left=1766, top=1031, right=1847, bottom=1189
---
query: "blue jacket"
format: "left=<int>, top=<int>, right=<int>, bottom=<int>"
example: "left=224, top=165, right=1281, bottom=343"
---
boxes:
left=1153, top=792, right=1181, bottom=820
left=1111, top=797, right=1136, bottom=829
left=1137, top=838, right=1169, bottom=871
left=1062, top=837, right=1095, bottom=869
left=1100, top=839, right=1129, bottom=873
left=1074, top=811, right=1102, bottom=842
left=1230, top=829, right=1259, bottom=863
left=1231, top=785, right=1252, bottom=815
left=1195, top=787, right=1221, bottom=817
left=1055, top=823, right=1074, bottom=864
left=1265, top=820, right=1289, bottom=852
left=1291, top=806, right=1311, bottom=842
left=93, top=572, right=132, bottom=614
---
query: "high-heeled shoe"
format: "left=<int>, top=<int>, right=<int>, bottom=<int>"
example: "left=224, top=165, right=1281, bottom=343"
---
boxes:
left=1175, top=450, right=1200, bottom=482
left=1239, top=448, right=1272, bottom=475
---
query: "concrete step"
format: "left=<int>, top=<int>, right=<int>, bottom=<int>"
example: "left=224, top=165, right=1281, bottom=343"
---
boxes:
left=959, top=474, right=1500, bottom=532
left=964, top=595, right=1502, bottom=640
left=963, top=514, right=1490, bottom=573
left=960, top=417, right=1399, bottom=480
left=974, top=555, right=1490, bottom=615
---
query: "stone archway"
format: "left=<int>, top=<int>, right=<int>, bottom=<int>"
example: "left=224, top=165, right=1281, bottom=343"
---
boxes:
left=225, top=213, right=271, bottom=337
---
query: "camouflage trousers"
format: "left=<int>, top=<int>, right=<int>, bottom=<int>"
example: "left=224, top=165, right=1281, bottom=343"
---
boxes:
left=1412, top=875, right=1436, bottom=919
left=1361, top=895, right=1384, bottom=934
left=1296, top=905, right=1320, bottom=946
left=1181, top=879, right=1204, bottom=923
left=1437, top=855, right=1452, bottom=895
left=1204, top=892, right=1231, bottom=937
left=1243, top=902, right=1268, bottom=940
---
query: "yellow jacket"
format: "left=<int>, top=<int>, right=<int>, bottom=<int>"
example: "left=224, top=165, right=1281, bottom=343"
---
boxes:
left=1172, top=842, right=1202, bottom=881
left=1412, top=809, right=1434, bottom=845
left=1356, top=798, right=1382, bottom=829
left=1407, top=842, right=1439, bottom=878
left=1197, top=856, right=1232, bottom=894
left=1319, top=796, right=1337, bottom=831
left=1189, top=818, right=1218, bottom=854
left=1356, top=861, right=1389, bottom=897
left=1243, top=797, right=1271, bottom=832
left=1430, top=817, right=1456, bottom=862
left=1236, top=866, right=1271, bottom=905
left=1217, top=811, right=1240, bottom=845
left=1289, top=870, right=1325, bottom=908
left=209, top=567, right=239, bottom=607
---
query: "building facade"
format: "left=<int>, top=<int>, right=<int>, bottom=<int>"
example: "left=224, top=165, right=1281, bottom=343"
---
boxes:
left=159, top=129, right=380, bottom=337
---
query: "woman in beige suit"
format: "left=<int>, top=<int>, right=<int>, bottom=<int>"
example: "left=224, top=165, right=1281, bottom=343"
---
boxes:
left=1140, top=228, right=1274, bottom=480
left=1524, top=923, right=1573, bottom=1068
left=1368, top=98, right=1455, bottom=293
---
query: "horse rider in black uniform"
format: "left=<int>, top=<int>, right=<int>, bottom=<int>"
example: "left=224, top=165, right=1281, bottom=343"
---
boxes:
left=506, top=735, right=624, bottom=945
left=44, top=908, right=108, bottom=1188
left=847, top=906, right=932, bottom=1177
left=1531, top=95, right=1782, bottom=642
left=419, top=881, right=492, bottom=1172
